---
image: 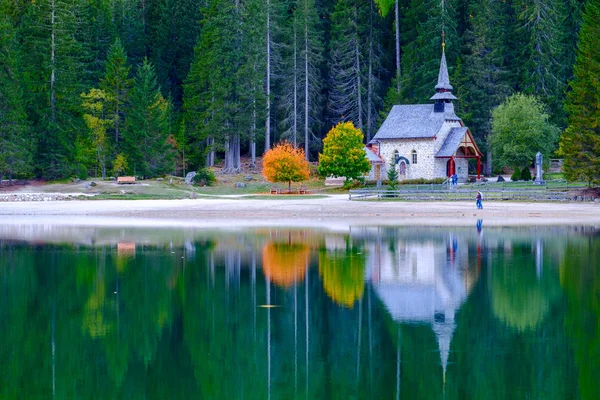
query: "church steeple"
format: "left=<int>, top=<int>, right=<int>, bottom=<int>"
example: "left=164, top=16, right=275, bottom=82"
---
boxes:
left=430, top=50, right=457, bottom=110
left=435, top=50, right=453, bottom=91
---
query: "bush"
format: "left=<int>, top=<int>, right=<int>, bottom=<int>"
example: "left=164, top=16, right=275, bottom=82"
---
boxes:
left=511, top=168, right=522, bottom=181
left=399, top=178, right=446, bottom=185
left=521, top=166, right=532, bottom=181
left=192, top=168, right=216, bottom=186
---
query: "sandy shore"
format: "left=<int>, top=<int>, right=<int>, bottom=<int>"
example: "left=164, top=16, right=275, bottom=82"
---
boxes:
left=0, top=195, right=599, bottom=227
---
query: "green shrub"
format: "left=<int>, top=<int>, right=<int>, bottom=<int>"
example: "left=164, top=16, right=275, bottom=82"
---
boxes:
left=399, top=178, right=446, bottom=185
left=521, top=166, right=532, bottom=181
left=510, top=168, right=522, bottom=181
left=387, top=162, right=398, bottom=190
left=192, top=168, right=217, bottom=186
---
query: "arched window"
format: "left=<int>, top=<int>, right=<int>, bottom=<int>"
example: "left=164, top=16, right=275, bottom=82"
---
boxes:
left=393, top=150, right=400, bottom=164
left=411, top=150, right=418, bottom=164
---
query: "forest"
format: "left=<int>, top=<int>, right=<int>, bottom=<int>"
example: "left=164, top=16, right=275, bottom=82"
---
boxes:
left=0, top=0, right=597, bottom=181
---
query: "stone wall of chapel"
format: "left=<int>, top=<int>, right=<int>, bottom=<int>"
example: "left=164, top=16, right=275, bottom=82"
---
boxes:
left=456, top=158, right=469, bottom=181
left=379, top=139, right=437, bottom=180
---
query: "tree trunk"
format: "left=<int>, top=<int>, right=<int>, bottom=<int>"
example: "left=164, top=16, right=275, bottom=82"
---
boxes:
left=265, top=0, right=271, bottom=153
left=293, top=18, right=298, bottom=147
left=354, top=7, right=363, bottom=132
left=366, top=0, right=375, bottom=141
left=395, top=0, right=401, bottom=94
left=304, top=3, right=310, bottom=160
left=50, top=0, right=56, bottom=123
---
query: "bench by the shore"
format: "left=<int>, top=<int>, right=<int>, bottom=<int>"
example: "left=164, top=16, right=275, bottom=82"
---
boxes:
left=117, top=176, right=136, bottom=184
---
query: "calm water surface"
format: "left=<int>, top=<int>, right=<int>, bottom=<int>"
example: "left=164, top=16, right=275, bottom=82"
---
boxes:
left=0, top=223, right=598, bottom=399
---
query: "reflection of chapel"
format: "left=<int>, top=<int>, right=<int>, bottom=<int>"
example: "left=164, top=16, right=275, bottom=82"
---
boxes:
left=367, top=51, right=483, bottom=182
left=366, top=233, right=478, bottom=382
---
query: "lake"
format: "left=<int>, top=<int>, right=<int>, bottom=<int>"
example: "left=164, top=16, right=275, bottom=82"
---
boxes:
left=1, top=223, right=598, bottom=399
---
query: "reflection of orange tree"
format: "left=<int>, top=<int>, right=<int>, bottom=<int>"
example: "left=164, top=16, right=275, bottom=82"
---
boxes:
left=262, top=241, right=309, bottom=288
left=318, top=248, right=366, bottom=308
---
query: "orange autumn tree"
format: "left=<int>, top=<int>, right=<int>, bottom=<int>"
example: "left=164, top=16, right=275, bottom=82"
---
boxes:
left=262, top=241, right=310, bottom=288
left=262, top=142, right=310, bottom=193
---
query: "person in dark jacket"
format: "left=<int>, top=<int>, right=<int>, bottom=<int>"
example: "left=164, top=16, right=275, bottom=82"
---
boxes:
left=476, top=191, right=483, bottom=209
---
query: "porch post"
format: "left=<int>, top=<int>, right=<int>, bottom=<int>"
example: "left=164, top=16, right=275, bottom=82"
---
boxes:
left=477, top=157, right=481, bottom=179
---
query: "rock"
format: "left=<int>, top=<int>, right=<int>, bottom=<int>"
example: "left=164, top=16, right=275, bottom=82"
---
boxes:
left=90, top=181, right=97, bottom=187
left=235, top=182, right=246, bottom=188
left=73, top=178, right=81, bottom=183
left=497, top=175, right=505, bottom=182
left=120, top=190, right=126, bottom=194
left=245, top=175, right=253, bottom=181
left=156, top=178, right=164, bottom=181
left=184, top=171, right=196, bottom=185
left=169, top=178, right=173, bottom=185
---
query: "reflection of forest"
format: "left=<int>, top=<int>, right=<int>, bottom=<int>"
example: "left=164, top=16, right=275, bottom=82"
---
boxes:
left=0, top=226, right=598, bottom=399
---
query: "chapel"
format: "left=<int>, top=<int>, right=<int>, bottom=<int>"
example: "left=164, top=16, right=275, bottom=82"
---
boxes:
left=367, top=51, right=483, bottom=182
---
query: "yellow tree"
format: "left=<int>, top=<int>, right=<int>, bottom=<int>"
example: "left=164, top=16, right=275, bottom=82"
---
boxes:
left=81, top=89, right=112, bottom=179
left=318, top=122, right=370, bottom=187
left=262, top=142, right=310, bottom=193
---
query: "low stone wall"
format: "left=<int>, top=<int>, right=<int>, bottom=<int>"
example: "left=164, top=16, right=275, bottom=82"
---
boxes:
left=0, top=193, right=82, bottom=202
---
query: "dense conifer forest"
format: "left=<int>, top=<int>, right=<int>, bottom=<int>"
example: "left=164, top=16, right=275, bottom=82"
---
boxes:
left=0, top=0, right=598, bottom=180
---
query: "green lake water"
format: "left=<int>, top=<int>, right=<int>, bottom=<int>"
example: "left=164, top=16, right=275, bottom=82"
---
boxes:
left=0, top=223, right=598, bottom=399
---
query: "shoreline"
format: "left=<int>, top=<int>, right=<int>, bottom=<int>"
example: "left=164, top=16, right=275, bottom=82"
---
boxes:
left=1, top=195, right=599, bottom=227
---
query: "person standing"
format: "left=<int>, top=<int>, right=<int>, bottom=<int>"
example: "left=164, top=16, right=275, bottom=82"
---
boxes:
left=476, top=191, right=483, bottom=209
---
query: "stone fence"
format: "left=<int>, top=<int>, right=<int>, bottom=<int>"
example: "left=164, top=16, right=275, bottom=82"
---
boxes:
left=0, top=193, right=86, bottom=202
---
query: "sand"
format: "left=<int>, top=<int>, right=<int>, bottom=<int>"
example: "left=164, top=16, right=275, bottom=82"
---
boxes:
left=0, top=195, right=599, bottom=228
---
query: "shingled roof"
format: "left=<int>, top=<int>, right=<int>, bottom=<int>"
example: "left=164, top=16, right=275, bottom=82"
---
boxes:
left=371, top=103, right=461, bottom=141
left=436, top=127, right=467, bottom=157
left=434, top=51, right=453, bottom=91
left=364, top=146, right=384, bottom=163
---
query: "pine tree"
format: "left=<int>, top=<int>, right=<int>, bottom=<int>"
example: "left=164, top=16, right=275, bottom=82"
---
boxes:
left=183, top=0, right=244, bottom=172
left=112, top=0, right=147, bottom=65
left=457, top=0, right=513, bottom=174
left=100, top=39, right=133, bottom=149
left=559, top=0, right=600, bottom=185
left=19, top=0, right=85, bottom=179
left=77, top=0, right=115, bottom=88
left=124, top=59, right=173, bottom=177
left=517, top=0, right=569, bottom=127
left=0, top=3, right=32, bottom=181
left=238, top=0, right=267, bottom=168
left=328, top=0, right=366, bottom=130
left=298, top=0, right=325, bottom=159
left=147, top=0, right=202, bottom=107
left=400, top=0, right=459, bottom=103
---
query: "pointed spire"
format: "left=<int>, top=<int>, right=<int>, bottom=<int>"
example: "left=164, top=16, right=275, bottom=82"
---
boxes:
left=435, top=50, right=453, bottom=91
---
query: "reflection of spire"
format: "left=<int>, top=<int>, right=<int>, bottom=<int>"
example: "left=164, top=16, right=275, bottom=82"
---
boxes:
left=433, top=315, right=456, bottom=387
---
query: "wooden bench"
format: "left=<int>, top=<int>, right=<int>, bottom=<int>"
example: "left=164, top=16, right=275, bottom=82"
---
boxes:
left=270, top=186, right=279, bottom=195
left=117, top=176, right=136, bottom=184
left=299, top=185, right=307, bottom=194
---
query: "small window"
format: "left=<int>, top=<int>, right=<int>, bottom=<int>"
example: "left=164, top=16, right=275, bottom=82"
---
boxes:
left=411, top=150, right=418, bottom=164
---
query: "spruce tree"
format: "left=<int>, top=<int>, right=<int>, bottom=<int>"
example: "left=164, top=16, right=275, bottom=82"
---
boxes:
left=124, top=59, right=173, bottom=177
left=400, top=0, right=459, bottom=103
left=559, top=0, right=600, bottom=185
left=328, top=0, right=366, bottom=130
left=0, top=3, right=32, bottom=181
left=19, top=0, right=85, bottom=179
left=147, top=0, right=202, bottom=107
left=100, top=39, right=133, bottom=149
left=183, top=0, right=244, bottom=172
left=77, top=0, right=115, bottom=88
left=456, top=0, right=512, bottom=174
left=517, top=0, right=569, bottom=127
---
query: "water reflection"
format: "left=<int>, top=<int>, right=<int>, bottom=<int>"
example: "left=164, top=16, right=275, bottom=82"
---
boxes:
left=0, top=224, right=598, bottom=399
